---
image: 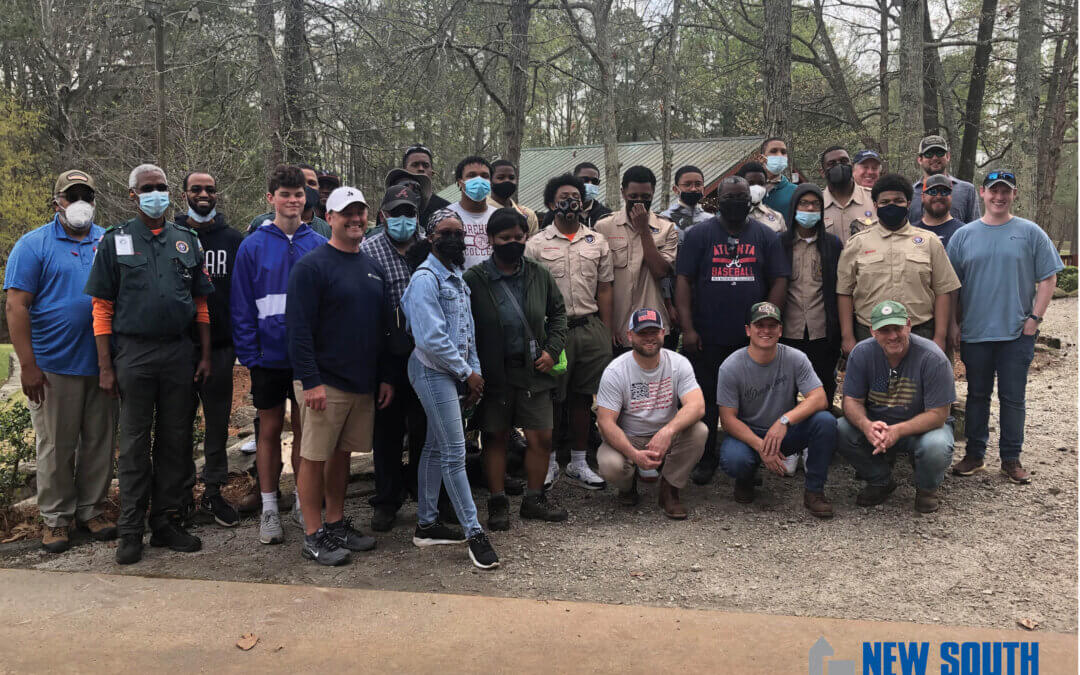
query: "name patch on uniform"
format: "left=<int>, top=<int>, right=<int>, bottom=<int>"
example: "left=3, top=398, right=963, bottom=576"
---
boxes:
left=115, top=235, right=134, bottom=256
left=175, top=240, right=190, bottom=254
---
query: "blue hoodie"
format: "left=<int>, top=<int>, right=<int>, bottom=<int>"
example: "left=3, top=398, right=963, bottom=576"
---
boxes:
left=231, top=222, right=327, bottom=369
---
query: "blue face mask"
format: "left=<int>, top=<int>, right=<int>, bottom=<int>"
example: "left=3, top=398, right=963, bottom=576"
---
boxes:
left=584, top=183, right=601, bottom=202
left=139, top=191, right=170, bottom=219
left=765, top=155, right=788, bottom=175
left=795, top=211, right=821, bottom=227
left=462, top=176, right=491, bottom=202
left=187, top=207, right=216, bottom=224
left=386, top=215, right=417, bottom=242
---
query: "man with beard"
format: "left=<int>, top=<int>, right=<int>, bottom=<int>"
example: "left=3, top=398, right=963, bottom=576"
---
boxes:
left=675, top=176, right=790, bottom=485
left=913, top=174, right=965, bottom=248
left=595, top=308, right=706, bottom=518
left=908, top=135, right=981, bottom=225
left=487, top=159, right=539, bottom=235
left=175, top=171, right=243, bottom=527
left=820, top=146, right=878, bottom=244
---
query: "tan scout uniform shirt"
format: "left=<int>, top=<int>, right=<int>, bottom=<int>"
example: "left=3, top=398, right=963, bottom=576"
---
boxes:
left=487, top=196, right=540, bottom=235
left=784, top=237, right=827, bottom=341
left=525, top=224, right=614, bottom=318
left=751, top=202, right=787, bottom=234
left=824, top=184, right=877, bottom=244
left=594, top=210, right=679, bottom=346
left=836, top=222, right=961, bottom=328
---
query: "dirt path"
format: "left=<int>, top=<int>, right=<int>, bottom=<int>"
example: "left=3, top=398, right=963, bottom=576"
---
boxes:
left=2, top=298, right=1075, bottom=632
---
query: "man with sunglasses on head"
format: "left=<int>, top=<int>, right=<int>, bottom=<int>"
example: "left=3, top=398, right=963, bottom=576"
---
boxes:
left=909, top=135, right=981, bottom=226
left=540, top=162, right=613, bottom=229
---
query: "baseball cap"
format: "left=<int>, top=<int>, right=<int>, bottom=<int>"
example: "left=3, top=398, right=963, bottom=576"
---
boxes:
left=919, top=135, right=948, bottom=154
left=325, top=186, right=368, bottom=213
left=316, top=171, right=341, bottom=189
left=748, top=302, right=782, bottom=324
left=381, top=182, right=421, bottom=211
left=628, top=307, right=664, bottom=333
left=982, top=170, right=1017, bottom=189
left=384, top=168, right=432, bottom=207
left=923, top=174, right=953, bottom=191
left=870, top=300, right=909, bottom=331
left=55, top=170, right=95, bottom=195
left=853, top=150, right=881, bottom=165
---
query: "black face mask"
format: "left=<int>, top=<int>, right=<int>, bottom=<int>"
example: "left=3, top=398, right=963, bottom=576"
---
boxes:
left=434, top=232, right=466, bottom=266
left=626, top=199, right=652, bottom=215
left=679, top=191, right=703, bottom=207
left=718, top=198, right=751, bottom=226
left=826, top=164, right=853, bottom=188
left=554, top=198, right=582, bottom=220
left=491, top=181, right=517, bottom=200
left=876, top=204, right=909, bottom=231
left=493, top=241, right=525, bottom=265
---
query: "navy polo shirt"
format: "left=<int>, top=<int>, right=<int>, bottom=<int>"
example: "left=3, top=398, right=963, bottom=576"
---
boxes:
left=4, top=216, right=105, bottom=376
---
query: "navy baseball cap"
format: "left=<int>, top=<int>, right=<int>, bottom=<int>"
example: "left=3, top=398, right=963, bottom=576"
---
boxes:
left=853, top=150, right=882, bottom=165
left=629, top=308, right=664, bottom=332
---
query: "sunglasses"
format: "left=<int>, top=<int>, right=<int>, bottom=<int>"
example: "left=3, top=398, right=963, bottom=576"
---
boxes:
left=923, top=187, right=952, bottom=197
left=63, top=188, right=95, bottom=202
left=921, top=148, right=947, bottom=158
left=188, top=184, right=217, bottom=195
left=137, top=183, right=168, bottom=193
left=578, top=176, right=600, bottom=185
left=984, top=171, right=1016, bottom=184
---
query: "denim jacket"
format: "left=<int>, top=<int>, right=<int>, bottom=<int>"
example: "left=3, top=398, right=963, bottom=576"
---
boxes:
left=401, top=253, right=481, bottom=381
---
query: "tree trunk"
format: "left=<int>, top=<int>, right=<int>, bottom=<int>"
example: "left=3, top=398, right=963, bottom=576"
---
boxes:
left=256, top=0, right=283, bottom=167
left=898, top=0, right=924, bottom=176
left=877, top=0, right=890, bottom=162
left=921, top=0, right=940, bottom=136
left=593, top=1, right=620, bottom=206
left=957, top=0, right=998, bottom=182
left=1011, top=0, right=1043, bottom=217
left=761, top=0, right=791, bottom=139
left=505, top=0, right=532, bottom=167
left=1036, top=23, right=1077, bottom=236
left=283, top=0, right=307, bottom=160
left=151, top=5, right=167, bottom=169
left=659, top=0, right=682, bottom=209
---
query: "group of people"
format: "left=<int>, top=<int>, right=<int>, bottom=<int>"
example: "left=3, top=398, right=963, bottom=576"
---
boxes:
left=5, top=134, right=1062, bottom=571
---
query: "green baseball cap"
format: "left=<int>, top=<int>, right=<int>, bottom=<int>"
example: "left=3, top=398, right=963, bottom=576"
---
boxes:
left=748, top=301, right=782, bottom=324
left=870, top=300, right=909, bottom=330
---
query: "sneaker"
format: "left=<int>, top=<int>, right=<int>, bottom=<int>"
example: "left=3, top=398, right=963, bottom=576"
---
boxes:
left=149, top=521, right=202, bottom=552
left=856, top=479, right=898, bottom=507
left=520, top=492, right=568, bottom=522
left=914, top=488, right=940, bottom=513
left=259, top=511, right=284, bottom=544
left=41, top=524, right=70, bottom=553
left=302, top=528, right=351, bottom=566
left=952, top=454, right=986, bottom=476
left=781, top=453, right=799, bottom=477
left=115, top=533, right=143, bottom=565
left=637, top=467, right=659, bottom=483
left=803, top=490, right=834, bottom=519
left=325, top=518, right=376, bottom=552
left=412, top=520, right=467, bottom=547
left=565, top=462, right=606, bottom=490
left=1000, top=459, right=1031, bottom=484
left=200, top=493, right=239, bottom=528
left=370, top=507, right=396, bottom=533
left=487, top=495, right=511, bottom=531
left=690, top=453, right=719, bottom=485
left=79, top=515, right=118, bottom=541
left=733, top=480, right=755, bottom=504
left=467, top=531, right=500, bottom=570
left=240, top=438, right=257, bottom=454
left=543, top=459, right=560, bottom=491
left=798, top=447, right=809, bottom=472
left=292, top=501, right=306, bottom=530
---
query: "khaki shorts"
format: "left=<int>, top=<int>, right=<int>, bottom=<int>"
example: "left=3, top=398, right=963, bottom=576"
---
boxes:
left=476, top=386, right=554, bottom=433
left=293, top=382, right=375, bottom=461
left=557, top=315, right=613, bottom=401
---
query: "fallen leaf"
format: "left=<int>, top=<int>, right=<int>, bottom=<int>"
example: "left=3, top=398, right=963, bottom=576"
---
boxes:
left=236, top=633, right=259, bottom=650
left=1017, top=618, right=1039, bottom=631
left=629, top=571, right=646, bottom=578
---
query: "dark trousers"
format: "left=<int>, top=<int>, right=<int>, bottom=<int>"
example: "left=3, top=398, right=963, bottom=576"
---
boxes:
left=718, top=410, right=837, bottom=492
left=184, top=345, right=235, bottom=499
left=960, top=334, right=1036, bottom=461
left=369, top=378, right=427, bottom=511
left=113, top=335, right=194, bottom=535
left=781, top=336, right=841, bottom=408
left=685, top=341, right=746, bottom=464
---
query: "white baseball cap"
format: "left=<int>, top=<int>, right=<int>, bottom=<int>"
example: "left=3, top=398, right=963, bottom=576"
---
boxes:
left=325, top=186, right=368, bottom=213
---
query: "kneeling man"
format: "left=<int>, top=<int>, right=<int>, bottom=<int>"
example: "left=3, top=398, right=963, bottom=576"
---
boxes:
left=596, top=309, right=706, bottom=518
left=717, top=302, right=837, bottom=518
left=836, top=300, right=954, bottom=513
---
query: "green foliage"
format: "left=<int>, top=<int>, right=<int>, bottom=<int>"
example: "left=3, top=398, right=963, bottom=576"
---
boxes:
left=0, top=95, right=51, bottom=269
left=0, top=399, right=34, bottom=509
left=1057, top=266, right=1078, bottom=293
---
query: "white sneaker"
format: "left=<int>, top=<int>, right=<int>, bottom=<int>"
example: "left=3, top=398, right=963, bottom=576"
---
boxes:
left=259, top=511, right=284, bottom=544
left=637, top=467, right=659, bottom=483
left=240, top=439, right=257, bottom=454
left=544, top=459, right=560, bottom=491
left=781, top=452, right=798, bottom=477
left=566, top=461, right=607, bottom=490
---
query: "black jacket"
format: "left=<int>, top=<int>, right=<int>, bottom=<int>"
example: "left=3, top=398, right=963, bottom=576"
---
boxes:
left=782, top=183, right=842, bottom=344
left=175, top=213, right=244, bottom=348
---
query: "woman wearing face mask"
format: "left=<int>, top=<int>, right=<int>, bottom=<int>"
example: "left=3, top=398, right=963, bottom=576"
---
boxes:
left=463, top=209, right=568, bottom=531
left=401, top=209, right=500, bottom=570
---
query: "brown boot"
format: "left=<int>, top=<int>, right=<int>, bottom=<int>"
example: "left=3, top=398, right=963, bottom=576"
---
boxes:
left=79, top=514, right=118, bottom=541
left=658, top=477, right=688, bottom=520
left=914, top=489, right=940, bottom=513
left=952, top=454, right=985, bottom=476
left=1000, top=460, right=1031, bottom=484
left=803, top=490, right=834, bottom=519
left=41, top=524, right=70, bottom=553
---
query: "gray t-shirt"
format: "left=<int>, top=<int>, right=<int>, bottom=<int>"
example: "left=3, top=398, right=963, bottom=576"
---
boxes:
left=716, top=344, right=822, bottom=436
left=843, top=334, right=955, bottom=425
left=596, top=349, right=701, bottom=437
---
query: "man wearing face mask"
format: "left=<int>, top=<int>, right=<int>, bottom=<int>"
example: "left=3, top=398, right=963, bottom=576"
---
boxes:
left=540, top=162, right=613, bottom=229
left=837, top=174, right=960, bottom=358
left=675, top=176, right=790, bottom=485
left=487, top=159, right=540, bottom=235
left=758, top=137, right=798, bottom=216
left=85, top=163, right=215, bottom=565
left=737, top=161, right=786, bottom=234
left=820, top=146, right=878, bottom=244
left=660, top=165, right=713, bottom=348
left=909, top=135, right=981, bottom=225
left=4, top=170, right=118, bottom=554
left=447, top=155, right=498, bottom=269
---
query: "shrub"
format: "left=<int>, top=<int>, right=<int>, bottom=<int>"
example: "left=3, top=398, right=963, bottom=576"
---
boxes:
left=0, top=399, right=34, bottom=509
left=1057, top=266, right=1078, bottom=293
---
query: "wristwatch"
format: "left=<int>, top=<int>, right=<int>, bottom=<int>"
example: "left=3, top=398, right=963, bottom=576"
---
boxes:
left=1028, top=313, right=1043, bottom=324
left=779, top=415, right=790, bottom=426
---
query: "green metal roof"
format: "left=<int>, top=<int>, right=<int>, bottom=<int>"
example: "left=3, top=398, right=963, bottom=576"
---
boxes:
left=435, top=135, right=765, bottom=212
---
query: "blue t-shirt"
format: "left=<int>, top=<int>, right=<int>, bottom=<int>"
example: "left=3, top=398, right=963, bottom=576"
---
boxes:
left=946, top=217, right=1064, bottom=343
left=763, top=176, right=797, bottom=216
left=675, top=216, right=790, bottom=346
left=843, top=334, right=955, bottom=425
left=3, top=217, right=105, bottom=376
left=915, top=217, right=963, bottom=249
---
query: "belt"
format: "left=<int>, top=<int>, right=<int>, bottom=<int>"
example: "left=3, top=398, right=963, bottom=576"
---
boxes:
left=567, top=313, right=597, bottom=329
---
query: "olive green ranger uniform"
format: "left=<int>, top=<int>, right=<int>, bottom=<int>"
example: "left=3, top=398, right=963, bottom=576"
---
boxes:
left=84, top=217, right=214, bottom=536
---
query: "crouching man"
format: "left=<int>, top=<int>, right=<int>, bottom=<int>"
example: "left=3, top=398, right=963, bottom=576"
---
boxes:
left=836, top=300, right=955, bottom=513
left=595, top=309, right=706, bottom=518
left=717, top=302, right=837, bottom=518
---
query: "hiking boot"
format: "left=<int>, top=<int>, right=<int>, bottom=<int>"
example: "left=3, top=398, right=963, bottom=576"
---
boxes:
left=370, top=507, right=396, bottom=533
left=325, top=518, right=376, bottom=552
left=302, top=528, right=351, bottom=566
left=952, top=454, right=986, bottom=476
left=41, top=525, right=70, bottom=553
left=520, top=492, right=568, bottom=522
left=412, top=520, right=467, bottom=547
left=690, top=453, right=719, bottom=486
left=150, top=521, right=202, bottom=552
left=200, top=493, right=239, bottom=528
left=1000, top=459, right=1031, bottom=484
left=856, top=479, right=898, bottom=507
left=503, top=475, right=525, bottom=496
left=115, top=533, right=143, bottom=565
left=658, top=476, right=688, bottom=520
left=79, top=515, right=118, bottom=541
left=618, top=473, right=639, bottom=507
left=487, top=495, right=511, bottom=531
left=733, top=480, right=755, bottom=504
left=803, top=490, right=834, bottom=519
left=259, top=511, right=284, bottom=544
left=467, top=531, right=500, bottom=570
left=914, top=489, right=940, bottom=513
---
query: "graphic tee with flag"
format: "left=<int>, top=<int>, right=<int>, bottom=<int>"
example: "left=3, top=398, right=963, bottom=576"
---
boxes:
left=843, top=334, right=955, bottom=425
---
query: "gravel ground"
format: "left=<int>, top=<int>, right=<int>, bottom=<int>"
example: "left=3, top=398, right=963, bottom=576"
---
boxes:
left=2, top=298, right=1075, bottom=632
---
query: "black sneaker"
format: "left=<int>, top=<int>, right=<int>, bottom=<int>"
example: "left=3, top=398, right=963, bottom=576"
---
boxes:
left=302, top=528, right=351, bottom=566
left=412, top=520, right=467, bottom=547
left=520, top=492, right=569, bottom=522
left=149, top=521, right=202, bottom=552
left=370, top=507, right=396, bottom=533
left=487, top=495, right=511, bottom=531
left=467, top=531, right=500, bottom=570
left=200, top=492, right=239, bottom=527
left=115, top=533, right=143, bottom=565
left=325, top=518, right=376, bottom=552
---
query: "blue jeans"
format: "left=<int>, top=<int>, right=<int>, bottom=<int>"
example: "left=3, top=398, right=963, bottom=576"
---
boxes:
left=835, top=418, right=954, bottom=490
left=718, top=411, right=837, bottom=492
left=960, top=334, right=1036, bottom=461
left=407, top=355, right=482, bottom=537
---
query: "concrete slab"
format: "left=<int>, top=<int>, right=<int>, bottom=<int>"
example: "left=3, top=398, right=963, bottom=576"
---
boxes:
left=0, top=568, right=1073, bottom=673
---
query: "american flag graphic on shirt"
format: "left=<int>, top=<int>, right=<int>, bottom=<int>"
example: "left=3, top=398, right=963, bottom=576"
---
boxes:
left=629, top=376, right=674, bottom=412
left=867, top=372, right=917, bottom=409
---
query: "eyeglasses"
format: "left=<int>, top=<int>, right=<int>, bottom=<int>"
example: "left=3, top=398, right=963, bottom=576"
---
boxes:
left=921, top=148, right=947, bottom=159
left=137, top=183, right=168, bottom=193
left=187, top=185, right=216, bottom=195
left=578, top=176, right=600, bottom=185
left=923, top=187, right=952, bottom=197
